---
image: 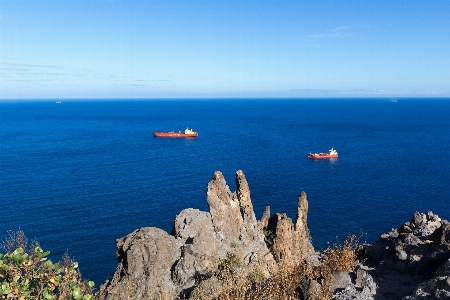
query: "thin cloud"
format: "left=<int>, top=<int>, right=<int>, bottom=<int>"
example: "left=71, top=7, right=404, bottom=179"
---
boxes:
left=306, top=32, right=355, bottom=39
left=1, top=61, right=65, bottom=69
left=6, top=79, right=56, bottom=82
left=0, top=61, right=70, bottom=82
left=306, top=24, right=376, bottom=41
left=331, top=24, right=376, bottom=31
left=2, top=59, right=124, bottom=82
left=0, top=57, right=169, bottom=92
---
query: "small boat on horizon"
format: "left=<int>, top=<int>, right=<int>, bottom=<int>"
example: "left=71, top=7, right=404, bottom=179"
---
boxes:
left=153, top=127, right=198, bottom=138
left=308, top=148, right=338, bottom=159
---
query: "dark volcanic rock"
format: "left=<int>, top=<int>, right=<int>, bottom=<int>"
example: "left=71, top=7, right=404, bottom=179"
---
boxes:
left=360, top=211, right=450, bottom=300
left=328, top=212, right=450, bottom=300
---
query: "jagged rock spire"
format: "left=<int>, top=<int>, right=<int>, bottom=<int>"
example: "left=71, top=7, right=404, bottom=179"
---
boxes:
left=258, top=206, right=271, bottom=231
left=262, top=191, right=315, bottom=264
left=234, top=170, right=259, bottom=240
left=206, top=171, right=243, bottom=238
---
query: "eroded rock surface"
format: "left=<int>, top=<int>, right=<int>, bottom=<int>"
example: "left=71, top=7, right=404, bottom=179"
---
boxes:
left=96, top=171, right=450, bottom=300
left=359, top=211, right=450, bottom=300
left=96, top=227, right=181, bottom=299
left=261, top=192, right=315, bottom=265
left=97, top=170, right=296, bottom=299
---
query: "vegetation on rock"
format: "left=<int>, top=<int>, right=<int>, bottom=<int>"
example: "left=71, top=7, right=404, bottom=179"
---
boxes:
left=189, top=234, right=361, bottom=300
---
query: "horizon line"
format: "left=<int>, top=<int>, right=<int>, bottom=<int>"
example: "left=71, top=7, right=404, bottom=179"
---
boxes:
left=1, top=96, right=450, bottom=101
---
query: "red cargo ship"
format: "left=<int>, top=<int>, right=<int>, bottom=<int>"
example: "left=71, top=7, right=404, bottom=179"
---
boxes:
left=153, top=128, right=198, bottom=138
left=308, top=148, right=338, bottom=159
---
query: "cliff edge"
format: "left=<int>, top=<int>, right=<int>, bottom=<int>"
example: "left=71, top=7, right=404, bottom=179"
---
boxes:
left=96, top=170, right=450, bottom=300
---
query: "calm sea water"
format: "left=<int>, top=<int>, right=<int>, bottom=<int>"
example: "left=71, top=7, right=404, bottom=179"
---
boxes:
left=1, top=98, right=449, bottom=286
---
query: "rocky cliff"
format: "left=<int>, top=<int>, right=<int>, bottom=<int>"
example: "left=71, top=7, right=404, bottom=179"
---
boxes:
left=97, top=170, right=450, bottom=300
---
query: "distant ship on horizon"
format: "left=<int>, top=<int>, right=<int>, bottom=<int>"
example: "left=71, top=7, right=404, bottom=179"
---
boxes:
left=153, top=127, right=198, bottom=138
left=308, top=148, right=338, bottom=159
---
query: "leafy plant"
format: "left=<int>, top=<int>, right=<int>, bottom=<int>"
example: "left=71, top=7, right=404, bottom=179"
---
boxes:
left=0, top=231, right=95, bottom=300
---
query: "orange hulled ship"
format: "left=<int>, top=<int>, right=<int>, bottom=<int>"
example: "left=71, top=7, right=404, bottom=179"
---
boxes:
left=308, top=148, right=338, bottom=159
left=153, top=127, right=198, bottom=138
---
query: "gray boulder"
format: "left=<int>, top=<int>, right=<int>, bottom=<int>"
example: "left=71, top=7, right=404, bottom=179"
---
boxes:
left=96, top=227, right=181, bottom=299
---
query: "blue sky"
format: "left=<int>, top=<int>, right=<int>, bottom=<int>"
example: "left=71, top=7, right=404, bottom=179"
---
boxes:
left=1, top=0, right=449, bottom=99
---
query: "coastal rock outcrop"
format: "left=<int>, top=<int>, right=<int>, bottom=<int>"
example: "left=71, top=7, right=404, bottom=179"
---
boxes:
left=302, top=211, right=450, bottom=300
left=330, top=211, right=450, bottom=300
left=258, top=191, right=315, bottom=265
left=361, top=211, right=450, bottom=299
left=97, top=227, right=181, bottom=299
left=98, top=170, right=313, bottom=299
left=170, top=170, right=277, bottom=296
left=96, top=170, right=450, bottom=300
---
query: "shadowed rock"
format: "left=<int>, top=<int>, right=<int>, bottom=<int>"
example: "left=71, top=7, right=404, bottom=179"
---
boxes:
left=270, top=213, right=295, bottom=262
left=358, top=211, right=450, bottom=299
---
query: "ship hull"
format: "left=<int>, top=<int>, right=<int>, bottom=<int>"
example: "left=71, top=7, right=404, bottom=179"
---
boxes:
left=153, top=132, right=198, bottom=138
left=308, top=154, right=338, bottom=159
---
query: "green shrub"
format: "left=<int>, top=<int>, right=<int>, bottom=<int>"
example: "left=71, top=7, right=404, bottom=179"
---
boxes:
left=0, top=231, right=95, bottom=300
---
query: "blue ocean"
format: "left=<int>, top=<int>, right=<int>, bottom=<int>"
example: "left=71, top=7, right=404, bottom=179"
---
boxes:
left=1, top=98, right=449, bottom=286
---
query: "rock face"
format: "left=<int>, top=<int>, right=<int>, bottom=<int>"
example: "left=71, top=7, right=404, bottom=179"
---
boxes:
left=306, top=211, right=450, bottom=300
left=96, top=227, right=181, bottom=299
left=296, top=212, right=450, bottom=300
left=326, top=264, right=378, bottom=300
left=98, top=170, right=315, bottom=299
left=258, top=192, right=315, bottom=265
left=170, top=170, right=277, bottom=296
left=361, top=211, right=450, bottom=300
left=96, top=170, right=450, bottom=300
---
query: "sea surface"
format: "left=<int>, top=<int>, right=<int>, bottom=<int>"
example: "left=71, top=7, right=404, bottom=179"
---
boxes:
left=1, top=98, right=449, bottom=286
